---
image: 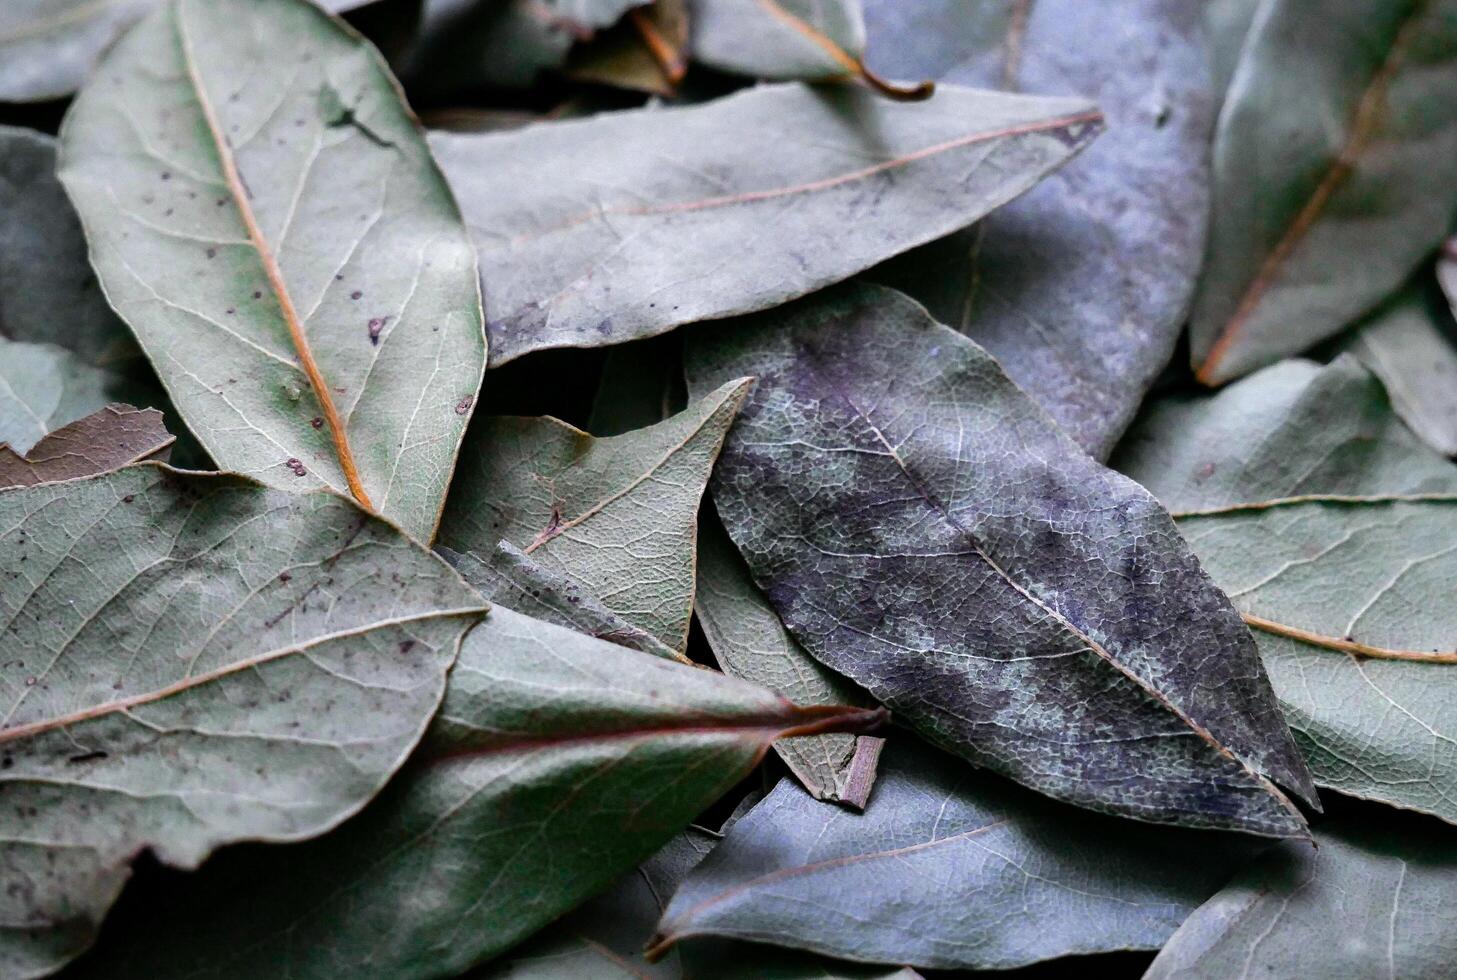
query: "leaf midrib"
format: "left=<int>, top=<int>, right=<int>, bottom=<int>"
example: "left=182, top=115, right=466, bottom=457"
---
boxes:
left=174, top=0, right=373, bottom=510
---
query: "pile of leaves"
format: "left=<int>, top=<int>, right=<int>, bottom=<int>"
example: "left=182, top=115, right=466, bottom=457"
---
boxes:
left=2, top=0, right=1456, bottom=977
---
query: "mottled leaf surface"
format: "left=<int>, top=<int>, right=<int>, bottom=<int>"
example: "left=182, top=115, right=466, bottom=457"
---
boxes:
left=429, top=82, right=1101, bottom=364
left=1146, top=819, right=1457, bottom=979
left=439, top=541, right=682, bottom=660
left=686, top=282, right=1315, bottom=835
left=1191, top=0, right=1457, bottom=384
left=1345, top=285, right=1457, bottom=457
left=0, top=404, right=173, bottom=488
left=0, top=126, right=130, bottom=367
left=697, top=510, right=882, bottom=808
left=0, top=0, right=367, bottom=102
left=1120, top=359, right=1457, bottom=824
left=439, top=379, right=751, bottom=653
left=0, top=465, right=483, bottom=978
left=866, top=0, right=1214, bottom=458
left=655, top=740, right=1259, bottom=970
left=68, top=606, right=885, bottom=980
left=60, top=0, right=485, bottom=542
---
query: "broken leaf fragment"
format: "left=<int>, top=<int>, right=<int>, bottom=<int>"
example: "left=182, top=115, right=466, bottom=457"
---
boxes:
left=0, top=464, right=484, bottom=978
left=59, top=0, right=486, bottom=542
left=0, top=404, right=174, bottom=488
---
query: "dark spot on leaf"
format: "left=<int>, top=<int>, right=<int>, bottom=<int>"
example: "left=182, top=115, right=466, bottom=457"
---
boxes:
left=286, top=458, right=307, bottom=477
left=311, top=417, right=324, bottom=429
left=279, top=572, right=292, bottom=582
left=368, top=316, right=390, bottom=345
left=351, top=290, right=362, bottom=300
left=206, top=248, right=216, bottom=259
left=455, top=395, right=474, bottom=415
left=253, top=291, right=263, bottom=300
left=68, top=751, right=108, bottom=765
left=398, top=640, right=416, bottom=654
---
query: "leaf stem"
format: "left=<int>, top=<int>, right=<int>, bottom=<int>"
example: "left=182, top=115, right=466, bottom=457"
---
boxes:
left=1243, top=613, right=1457, bottom=664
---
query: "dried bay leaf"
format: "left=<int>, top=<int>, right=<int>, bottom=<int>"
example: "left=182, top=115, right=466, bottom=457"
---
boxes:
left=67, top=606, right=886, bottom=980
left=1118, top=357, right=1457, bottom=823
left=567, top=0, right=690, bottom=96
left=865, top=0, right=1215, bottom=458
left=429, top=82, right=1102, bottom=365
left=0, top=126, right=131, bottom=368
left=697, top=509, right=883, bottom=809
left=688, top=0, right=930, bottom=99
left=1146, top=817, right=1457, bottom=979
left=0, top=0, right=370, bottom=103
left=0, top=340, right=127, bottom=456
left=686, top=282, right=1317, bottom=836
left=0, top=464, right=484, bottom=978
left=439, top=541, right=682, bottom=659
left=652, top=740, right=1261, bottom=971
left=0, top=404, right=173, bottom=488
left=1190, top=0, right=1457, bottom=385
left=439, top=378, right=751, bottom=654
left=59, top=0, right=485, bottom=543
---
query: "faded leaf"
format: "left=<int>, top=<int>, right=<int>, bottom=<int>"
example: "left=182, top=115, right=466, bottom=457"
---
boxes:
left=1207, top=0, right=1262, bottom=93
left=653, top=739, right=1261, bottom=971
left=686, top=282, right=1316, bottom=836
left=866, top=0, right=1215, bottom=458
left=67, top=606, right=886, bottom=980
left=0, top=404, right=173, bottom=488
left=439, top=378, right=751, bottom=654
left=1119, top=357, right=1457, bottom=824
left=689, top=0, right=930, bottom=99
left=1146, top=818, right=1457, bottom=979
left=1344, top=284, right=1457, bottom=457
left=0, top=464, right=483, bottom=978
left=697, top=509, right=883, bottom=809
left=0, top=0, right=368, bottom=103
left=567, top=0, right=690, bottom=96
left=429, top=82, right=1102, bottom=365
left=0, top=340, right=127, bottom=455
left=402, top=0, right=649, bottom=95
left=438, top=541, right=682, bottom=659
left=1190, top=0, right=1457, bottom=385
left=59, top=0, right=486, bottom=543
left=0, top=126, right=131, bottom=367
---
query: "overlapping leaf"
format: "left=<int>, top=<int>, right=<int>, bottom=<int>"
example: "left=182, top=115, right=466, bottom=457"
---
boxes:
left=65, top=606, right=885, bottom=980
left=59, top=0, right=486, bottom=542
left=0, top=465, right=484, bottom=978
left=0, top=340, right=128, bottom=455
left=439, top=378, right=751, bottom=654
left=567, top=0, right=690, bottom=96
left=653, top=740, right=1259, bottom=970
left=1119, top=356, right=1457, bottom=823
left=697, top=510, right=883, bottom=808
left=866, top=0, right=1214, bottom=458
left=1146, top=818, right=1457, bottom=978
left=0, top=404, right=173, bottom=487
left=1190, top=0, right=1457, bottom=385
left=428, top=82, right=1102, bottom=364
left=686, top=282, right=1316, bottom=835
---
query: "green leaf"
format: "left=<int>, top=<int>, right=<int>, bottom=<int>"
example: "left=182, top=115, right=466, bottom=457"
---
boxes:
left=1190, top=0, right=1457, bottom=385
left=652, top=739, right=1261, bottom=970
left=59, top=0, right=486, bottom=543
left=685, top=282, right=1316, bottom=836
left=696, top=508, right=883, bottom=808
left=0, top=464, right=483, bottom=978
left=429, top=82, right=1101, bottom=365
left=439, top=541, right=682, bottom=660
left=0, top=126, right=131, bottom=367
left=865, top=0, right=1216, bottom=458
left=439, top=378, right=751, bottom=655
left=1119, top=357, right=1457, bottom=823
left=1146, top=817, right=1457, bottom=978
left=65, top=606, right=886, bottom=980
left=1343, top=285, right=1457, bottom=457
left=0, top=0, right=369, bottom=102
left=0, top=404, right=173, bottom=488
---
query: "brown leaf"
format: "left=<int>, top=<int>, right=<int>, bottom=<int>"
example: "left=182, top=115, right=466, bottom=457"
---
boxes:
left=0, top=404, right=174, bottom=488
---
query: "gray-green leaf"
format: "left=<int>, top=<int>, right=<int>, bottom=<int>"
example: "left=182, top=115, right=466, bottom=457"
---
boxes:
left=0, top=464, right=483, bottom=978
left=429, top=82, right=1102, bottom=365
left=654, top=739, right=1261, bottom=970
left=439, top=378, right=751, bottom=655
left=696, top=509, right=883, bottom=808
left=0, top=340, right=129, bottom=455
left=686, top=282, right=1316, bottom=836
left=1190, top=0, right=1457, bottom=385
left=59, top=0, right=485, bottom=543
left=1344, top=284, right=1457, bottom=457
left=1119, top=356, right=1457, bottom=824
left=1146, top=818, right=1457, bottom=979
left=65, top=606, right=885, bottom=980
